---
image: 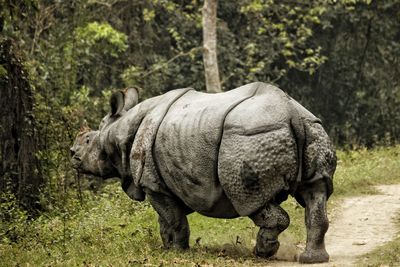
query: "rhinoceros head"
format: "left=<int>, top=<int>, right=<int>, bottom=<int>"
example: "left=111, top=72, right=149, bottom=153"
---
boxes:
left=70, top=88, right=139, bottom=178
left=70, top=123, right=116, bottom=178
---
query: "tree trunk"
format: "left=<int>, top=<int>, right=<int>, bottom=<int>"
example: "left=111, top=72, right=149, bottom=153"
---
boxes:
left=0, top=39, right=43, bottom=213
left=202, top=0, right=221, bottom=93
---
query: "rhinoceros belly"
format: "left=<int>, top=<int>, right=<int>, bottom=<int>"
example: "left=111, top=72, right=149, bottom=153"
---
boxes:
left=154, top=83, right=261, bottom=217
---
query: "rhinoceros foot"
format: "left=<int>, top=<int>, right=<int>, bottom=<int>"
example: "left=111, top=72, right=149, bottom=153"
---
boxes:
left=299, top=248, right=329, bottom=263
left=254, top=239, right=280, bottom=258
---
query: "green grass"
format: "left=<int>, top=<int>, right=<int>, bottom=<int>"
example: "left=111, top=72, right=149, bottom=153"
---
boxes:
left=1, top=145, right=400, bottom=266
left=333, top=146, right=400, bottom=198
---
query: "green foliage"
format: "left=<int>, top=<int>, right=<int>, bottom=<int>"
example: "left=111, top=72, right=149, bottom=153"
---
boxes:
left=281, top=0, right=400, bottom=146
left=71, top=21, right=128, bottom=58
left=0, top=190, right=28, bottom=243
left=0, top=0, right=38, bottom=37
left=0, top=65, right=7, bottom=78
left=120, top=65, right=144, bottom=87
left=4, top=0, right=398, bottom=146
left=61, top=21, right=129, bottom=95
left=238, top=0, right=329, bottom=79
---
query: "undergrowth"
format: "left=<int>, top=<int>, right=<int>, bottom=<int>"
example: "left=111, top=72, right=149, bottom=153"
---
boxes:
left=0, top=145, right=399, bottom=266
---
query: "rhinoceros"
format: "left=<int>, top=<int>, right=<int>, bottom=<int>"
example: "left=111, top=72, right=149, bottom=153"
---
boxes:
left=70, top=82, right=336, bottom=263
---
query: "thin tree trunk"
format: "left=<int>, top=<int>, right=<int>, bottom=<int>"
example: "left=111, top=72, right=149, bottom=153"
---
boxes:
left=202, top=0, right=221, bottom=93
left=0, top=39, right=43, bottom=213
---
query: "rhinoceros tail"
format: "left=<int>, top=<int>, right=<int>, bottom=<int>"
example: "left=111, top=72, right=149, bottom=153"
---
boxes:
left=288, top=99, right=305, bottom=195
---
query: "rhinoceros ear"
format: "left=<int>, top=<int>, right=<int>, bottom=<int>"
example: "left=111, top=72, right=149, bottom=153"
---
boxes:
left=123, top=88, right=139, bottom=111
left=110, top=91, right=125, bottom=116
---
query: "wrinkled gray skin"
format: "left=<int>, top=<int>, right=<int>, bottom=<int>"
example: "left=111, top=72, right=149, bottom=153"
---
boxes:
left=71, top=82, right=336, bottom=263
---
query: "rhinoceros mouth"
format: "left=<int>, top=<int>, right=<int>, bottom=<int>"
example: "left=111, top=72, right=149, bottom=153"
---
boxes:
left=71, top=157, right=82, bottom=169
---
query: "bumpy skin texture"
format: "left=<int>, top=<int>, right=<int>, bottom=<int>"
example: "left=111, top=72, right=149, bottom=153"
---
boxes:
left=70, top=82, right=336, bottom=263
left=219, top=127, right=297, bottom=215
left=219, top=84, right=298, bottom=216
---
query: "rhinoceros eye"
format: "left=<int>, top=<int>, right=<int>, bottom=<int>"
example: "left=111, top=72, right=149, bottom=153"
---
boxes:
left=86, top=136, right=90, bottom=144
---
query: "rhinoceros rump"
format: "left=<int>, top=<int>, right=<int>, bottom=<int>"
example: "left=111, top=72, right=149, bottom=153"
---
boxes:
left=70, top=82, right=336, bottom=263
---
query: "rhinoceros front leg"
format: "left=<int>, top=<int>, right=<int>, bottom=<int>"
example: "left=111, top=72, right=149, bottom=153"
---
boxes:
left=298, top=179, right=330, bottom=263
left=249, top=203, right=290, bottom=258
left=147, top=192, right=190, bottom=249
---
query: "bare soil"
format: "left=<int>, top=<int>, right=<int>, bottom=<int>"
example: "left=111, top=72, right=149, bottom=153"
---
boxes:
left=273, top=184, right=400, bottom=266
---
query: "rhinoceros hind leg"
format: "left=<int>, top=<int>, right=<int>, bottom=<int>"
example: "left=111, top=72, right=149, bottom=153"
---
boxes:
left=148, top=192, right=190, bottom=249
left=250, top=203, right=290, bottom=258
left=297, top=179, right=330, bottom=263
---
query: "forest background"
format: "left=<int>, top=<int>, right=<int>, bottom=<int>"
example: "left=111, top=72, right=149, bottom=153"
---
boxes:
left=0, top=0, right=399, bottom=265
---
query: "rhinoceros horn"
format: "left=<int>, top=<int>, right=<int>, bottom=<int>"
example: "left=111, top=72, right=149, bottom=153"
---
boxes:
left=79, top=119, right=91, bottom=132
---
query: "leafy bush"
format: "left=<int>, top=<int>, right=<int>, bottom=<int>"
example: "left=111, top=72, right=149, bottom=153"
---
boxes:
left=0, top=190, right=28, bottom=243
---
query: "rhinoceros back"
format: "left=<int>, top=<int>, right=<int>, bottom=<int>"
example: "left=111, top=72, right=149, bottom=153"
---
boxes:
left=154, top=83, right=261, bottom=215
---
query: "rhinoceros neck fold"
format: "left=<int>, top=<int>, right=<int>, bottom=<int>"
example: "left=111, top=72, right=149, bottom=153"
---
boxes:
left=129, top=88, right=194, bottom=195
left=100, top=100, right=157, bottom=178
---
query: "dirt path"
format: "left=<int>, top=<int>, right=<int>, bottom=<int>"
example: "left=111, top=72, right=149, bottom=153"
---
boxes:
left=273, top=184, right=400, bottom=267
